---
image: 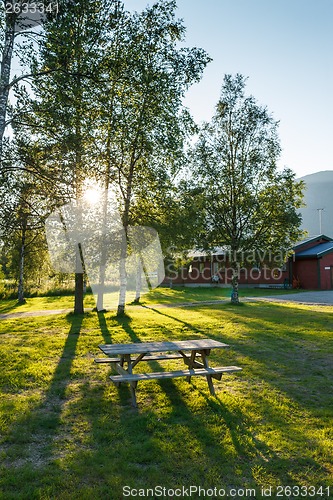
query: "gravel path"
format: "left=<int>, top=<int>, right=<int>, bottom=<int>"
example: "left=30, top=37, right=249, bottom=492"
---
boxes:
left=253, top=290, right=333, bottom=305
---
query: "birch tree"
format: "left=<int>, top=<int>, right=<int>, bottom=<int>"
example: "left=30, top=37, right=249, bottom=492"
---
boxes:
left=13, top=0, right=210, bottom=314
left=15, top=0, right=117, bottom=313
left=0, top=170, right=51, bottom=303
left=192, top=74, right=304, bottom=303
left=0, top=0, right=58, bottom=162
left=96, top=0, right=210, bottom=314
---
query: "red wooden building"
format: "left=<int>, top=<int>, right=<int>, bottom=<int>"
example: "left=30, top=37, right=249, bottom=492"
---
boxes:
left=165, top=235, right=333, bottom=290
left=291, top=235, right=333, bottom=290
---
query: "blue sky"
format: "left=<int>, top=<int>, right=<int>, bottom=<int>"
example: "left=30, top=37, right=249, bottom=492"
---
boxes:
left=125, top=0, right=333, bottom=178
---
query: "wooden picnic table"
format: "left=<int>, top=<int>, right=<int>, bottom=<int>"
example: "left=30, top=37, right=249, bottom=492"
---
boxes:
left=96, top=339, right=242, bottom=407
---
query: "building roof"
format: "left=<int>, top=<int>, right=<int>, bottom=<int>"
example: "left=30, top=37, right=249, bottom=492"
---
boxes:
left=187, top=247, right=228, bottom=258
left=293, top=234, right=333, bottom=250
left=296, top=241, right=333, bottom=258
left=187, top=235, right=333, bottom=260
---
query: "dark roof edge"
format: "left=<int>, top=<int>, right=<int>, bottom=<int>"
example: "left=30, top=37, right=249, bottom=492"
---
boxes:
left=295, top=243, right=333, bottom=259
left=317, top=247, right=333, bottom=258
left=293, top=234, right=333, bottom=250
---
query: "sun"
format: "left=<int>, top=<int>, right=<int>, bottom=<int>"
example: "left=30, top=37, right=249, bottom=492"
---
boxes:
left=83, top=181, right=103, bottom=206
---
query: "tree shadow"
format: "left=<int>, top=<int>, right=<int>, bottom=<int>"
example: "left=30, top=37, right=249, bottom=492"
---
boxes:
left=142, top=304, right=202, bottom=336
left=3, top=313, right=84, bottom=468
left=202, top=391, right=328, bottom=487
left=96, top=313, right=142, bottom=407
left=112, top=313, right=141, bottom=343
left=202, top=302, right=333, bottom=414
left=97, top=311, right=112, bottom=344
left=0, top=299, right=28, bottom=315
left=2, top=303, right=330, bottom=497
left=86, top=366, right=327, bottom=496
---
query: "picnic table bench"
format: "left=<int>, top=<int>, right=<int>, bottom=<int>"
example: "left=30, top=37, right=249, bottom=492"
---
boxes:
left=96, top=339, right=242, bottom=407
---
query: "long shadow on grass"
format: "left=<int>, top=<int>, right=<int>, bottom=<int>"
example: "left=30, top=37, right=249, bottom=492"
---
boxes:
left=97, top=311, right=113, bottom=344
left=141, top=302, right=333, bottom=417
left=108, top=306, right=204, bottom=406
left=205, top=302, right=333, bottom=412
left=201, top=392, right=327, bottom=488
left=98, top=313, right=143, bottom=405
left=142, top=305, right=202, bottom=336
left=4, top=313, right=84, bottom=470
left=79, top=369, right=258, bottom=491
left=138, top=303, right=331, bottom=484
left=113, top=313, right=141, bottom=343
left=193, top=302, right=333, bottom=480
left=0, top=300, right=23, bottom=315
left=60, top=351, right=330, bottom=498
left=10, top=301, right=325, bottom=497
left=95, top=372, right=304, bottom=492
left=96, top=311, right=141, bottom=345
left=86, top=309, right=307, bottom=492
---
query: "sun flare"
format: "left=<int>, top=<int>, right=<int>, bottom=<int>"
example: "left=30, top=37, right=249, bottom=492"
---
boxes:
left=83, top=182, right=103, bottom=205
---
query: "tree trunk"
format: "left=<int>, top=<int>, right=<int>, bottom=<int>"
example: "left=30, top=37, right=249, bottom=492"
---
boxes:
left=117, top=166, right=133, bottom=315
left=96, top=185, right=110, bottom=312
left=96, top=263, right=107, bottom=311
left=0, top=14, right=16, bottom=158
left=17, top=225, right=26, bottom=304
left=74, top=270, right=84, bottom=313
left=133, top=255, right=142, bottom=304
left=230, top=243, right=239, bottom=303
left=74, top=104, right=84, bottom=313
left=74, top=241, right=84, bottom=314
left=231, top=262, right=239, bottom=304
left=117, top=256, right=127, bottom=315
left=117, top=229, right=128, bottom=315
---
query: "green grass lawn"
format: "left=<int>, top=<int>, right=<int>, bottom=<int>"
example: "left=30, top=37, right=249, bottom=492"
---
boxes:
left=0, top=285, right=302, bottom=315
left=0, top=295, right=96, bottom=315
left=0, top=292, right=332, bottom=499
left=141, top=285, right=303, bottom=305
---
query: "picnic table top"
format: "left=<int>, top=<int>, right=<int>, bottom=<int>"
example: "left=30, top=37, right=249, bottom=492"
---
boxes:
left=99, top=338, right=229, bottom=356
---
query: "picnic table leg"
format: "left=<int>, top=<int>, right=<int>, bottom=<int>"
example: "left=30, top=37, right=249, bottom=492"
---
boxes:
left=129, top=382, right=138, bottom=408
left=112, top=355, right=125, bottom=387
left=199, top=350, right=216, bottom=396
left=186, top=350, right=197, bottom=383
left=125, top=354, right=138, bottom=408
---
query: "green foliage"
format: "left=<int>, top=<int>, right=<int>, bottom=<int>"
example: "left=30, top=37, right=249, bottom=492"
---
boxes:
left=0, top=168, right=55, bottom=301
left=0, top=266, right=5, bottom=298
left=94, top=0, right=210, bottom=253
left=191, top=74, right=305, bottom=300
left=192, top=74, right=305, bottom=259
left=8, top=0, right=210, bottom=313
